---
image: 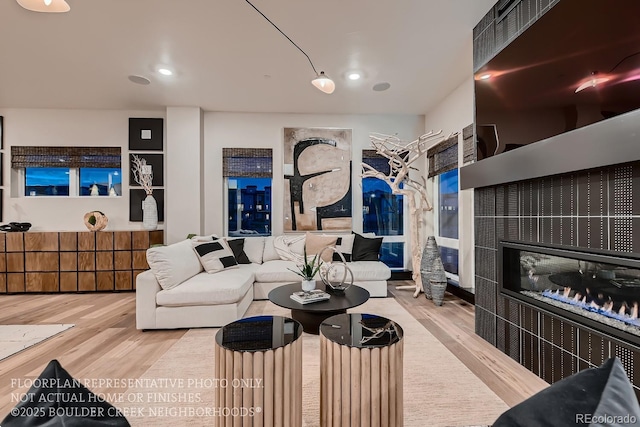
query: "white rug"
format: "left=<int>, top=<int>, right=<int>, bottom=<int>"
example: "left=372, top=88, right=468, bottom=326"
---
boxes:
left=0, top=324, right=75, bottom=361
left=122, top=299, right=508, bottom=427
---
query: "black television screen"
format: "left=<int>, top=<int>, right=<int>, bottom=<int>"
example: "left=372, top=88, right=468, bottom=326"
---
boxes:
left=474, top=0, right=640, bottom=159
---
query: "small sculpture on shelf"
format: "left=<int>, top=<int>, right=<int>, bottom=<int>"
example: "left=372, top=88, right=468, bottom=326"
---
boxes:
left=84, top=211, right=108, bottom=232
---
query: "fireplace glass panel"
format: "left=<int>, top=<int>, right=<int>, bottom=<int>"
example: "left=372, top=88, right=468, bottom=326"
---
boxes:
left=501, top=242, right=640, bottom=343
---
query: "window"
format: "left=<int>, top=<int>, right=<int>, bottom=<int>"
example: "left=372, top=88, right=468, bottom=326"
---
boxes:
left=79, top=168, right=121, bottom=196
left=223, top=148, right=273, bottom=237
left=428, top=134, right=460, bottom=282
left=13, top=146, right=122, bottom=197
left=227, top=178, right=272, bottom=236
left=25, top=167, right=70, bottom=196
left=362, top=150, right=405, bottom=269
left=438, top=169, right=459, bottom=239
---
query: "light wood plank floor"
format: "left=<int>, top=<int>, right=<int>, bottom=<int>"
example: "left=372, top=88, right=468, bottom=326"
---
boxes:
left=0, top=282, right=548, bottom=418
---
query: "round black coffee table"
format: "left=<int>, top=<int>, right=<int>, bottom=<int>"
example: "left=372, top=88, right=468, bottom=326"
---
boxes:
left=268, top=282, right=370, bottom=334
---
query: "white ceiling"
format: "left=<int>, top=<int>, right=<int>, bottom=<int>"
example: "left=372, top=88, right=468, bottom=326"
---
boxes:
left=0, top=0, right=495, bottom=115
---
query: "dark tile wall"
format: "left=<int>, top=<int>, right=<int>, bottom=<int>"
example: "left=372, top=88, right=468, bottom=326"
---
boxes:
left=474, top=161, right=640, bottom=399
left=473, top=0, right=561, bottom=71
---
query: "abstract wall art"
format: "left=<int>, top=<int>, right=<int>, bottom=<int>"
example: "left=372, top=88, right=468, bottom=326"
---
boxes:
left=283, top=127, right=352, bottom=232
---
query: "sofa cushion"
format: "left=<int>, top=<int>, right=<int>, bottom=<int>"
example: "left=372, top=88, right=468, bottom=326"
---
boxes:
left=254, top=260, right=309, bottom=283
left=493, top=357, right=640, bottom=427
left=345, top=261, right=391, bottom=282
left=226, top=238, right=251, bottom=264
left=156, top=265, right=256, bottom=306
left=352, top=232, right=383, bottom=261
left=263, top=236, right=280, bottom=262
left=305, top=232, right=338, bottom=262
left=242, top=236, right=265, bottom=264
left=147, top=239, right=203, bottom=290
left=192, top=237, right=239, bottom=273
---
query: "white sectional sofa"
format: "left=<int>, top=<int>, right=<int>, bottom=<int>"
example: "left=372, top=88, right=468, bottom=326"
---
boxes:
left=136, top=234, right=391, bottom=330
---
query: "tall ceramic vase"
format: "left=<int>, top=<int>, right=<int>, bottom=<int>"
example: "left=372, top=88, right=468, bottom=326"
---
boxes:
left=430, top=256, right=448, bottom=306
left=142, top=194, right=158, bottom=230
left=420, top=236, right=439, bottom=300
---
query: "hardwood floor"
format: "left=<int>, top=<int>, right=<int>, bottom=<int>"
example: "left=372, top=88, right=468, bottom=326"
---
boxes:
left=0, top=282, right=548, bottom=419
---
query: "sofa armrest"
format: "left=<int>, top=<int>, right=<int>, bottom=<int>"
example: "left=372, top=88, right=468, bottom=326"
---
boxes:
left=136, top=270, right=161, bottom=330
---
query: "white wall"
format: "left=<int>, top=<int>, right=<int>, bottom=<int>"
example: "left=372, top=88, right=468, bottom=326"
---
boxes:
left=424, top=78, right=475, bottom=291
left=166, top=107, right=203, bottom=243
left=204, top=112, right=425, bottom=263
left=0, top=108, right=164, bottom=232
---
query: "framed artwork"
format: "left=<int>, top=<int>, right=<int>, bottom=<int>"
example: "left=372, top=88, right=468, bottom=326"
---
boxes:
left=129, top=118, right=163, bottom=151
left=129, top=189, right=164, bottom=222
left=129, top=153, right=163, bottom=187
left=283, top=127, right=352, bottom=232
left=0, top=116, right=3, bottom=149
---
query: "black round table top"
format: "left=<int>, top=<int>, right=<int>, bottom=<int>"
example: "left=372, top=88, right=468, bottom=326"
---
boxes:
left=215, top=315, right=302, bottom=352
left=268, top=282, right=370, bottom=312
left=320, top=313, right=404, bottom=348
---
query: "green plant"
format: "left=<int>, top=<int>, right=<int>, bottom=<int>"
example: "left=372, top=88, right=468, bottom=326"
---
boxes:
left=288, top=246, right=323, bottom=280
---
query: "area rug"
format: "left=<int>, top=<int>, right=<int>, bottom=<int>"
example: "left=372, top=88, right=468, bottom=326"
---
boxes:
left=0, top=324, right=75, bottom=361
left=124, top=300, right=508, bottom=426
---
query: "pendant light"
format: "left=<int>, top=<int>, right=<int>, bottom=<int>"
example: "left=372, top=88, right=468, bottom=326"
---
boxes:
left=17, top=0, right=70, bottom=12
left=245, top=0, right=335, bottom=94
left=311, top=72, right=336, bottom=94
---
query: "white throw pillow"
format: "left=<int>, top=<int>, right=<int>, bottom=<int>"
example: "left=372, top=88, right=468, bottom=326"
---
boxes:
left=241, top=236, right=265, bottom=264
left=192, top=237, right=239, bottom=273
left=146, top=239, right=203, bottom=290
left=262, top=236, right=280, bottom=262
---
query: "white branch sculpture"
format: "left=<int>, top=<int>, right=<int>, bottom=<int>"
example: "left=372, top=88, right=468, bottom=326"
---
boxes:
left=131, top=154, right=153, bottom=195
left=362, top=130, right=446, bottom=297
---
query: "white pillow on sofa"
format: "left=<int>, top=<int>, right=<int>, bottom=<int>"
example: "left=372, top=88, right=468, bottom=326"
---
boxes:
left=146, top=239, right=203, bottom=290
left=241, top=236, right=265, bottom=264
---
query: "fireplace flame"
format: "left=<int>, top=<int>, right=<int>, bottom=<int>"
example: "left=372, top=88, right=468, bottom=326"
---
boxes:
left=544, top=287, right=640, bottom=326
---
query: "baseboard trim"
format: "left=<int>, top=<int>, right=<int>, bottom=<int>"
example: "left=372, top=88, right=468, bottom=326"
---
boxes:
left=446, top=281, right=475, bottom=304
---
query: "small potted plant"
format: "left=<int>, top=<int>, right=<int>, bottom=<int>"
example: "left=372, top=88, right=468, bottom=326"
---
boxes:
left=289, top=246, right=323, bottom=292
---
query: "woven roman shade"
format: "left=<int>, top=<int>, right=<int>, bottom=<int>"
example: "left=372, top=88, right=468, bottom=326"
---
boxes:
left=427, top=134, right=459, bottom=178
left=222, top=148, right=272, bottom=178
left=11, top=146, right=121, bottom=168
left=362, top=149, right=392, bottom=175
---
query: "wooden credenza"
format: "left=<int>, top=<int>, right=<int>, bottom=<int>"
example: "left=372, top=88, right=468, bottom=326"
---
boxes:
left=0, top=230, right=163, bottom=293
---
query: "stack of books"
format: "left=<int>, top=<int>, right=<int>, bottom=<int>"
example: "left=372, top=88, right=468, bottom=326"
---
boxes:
left=290, top=290, right=330, bottom=304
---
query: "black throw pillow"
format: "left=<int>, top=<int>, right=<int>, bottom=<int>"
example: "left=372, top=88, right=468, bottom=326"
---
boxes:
left=226, top=238, right=251, bottom=264
left=351, top=232, right=383, bottom=261
left=493, top=357, right=640, bottom=427
left=2, top=359, right=130, bottom=427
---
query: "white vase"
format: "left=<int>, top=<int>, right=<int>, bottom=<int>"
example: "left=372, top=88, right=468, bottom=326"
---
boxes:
left=301, top=279, right=316, bottom=292
left=142, top=194, right=158, bottom=230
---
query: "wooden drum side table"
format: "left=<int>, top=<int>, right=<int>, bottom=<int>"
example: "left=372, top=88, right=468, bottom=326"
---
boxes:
left=214, top=315, right=303, bottom=427
left=320, top=313, right=404, bottom=427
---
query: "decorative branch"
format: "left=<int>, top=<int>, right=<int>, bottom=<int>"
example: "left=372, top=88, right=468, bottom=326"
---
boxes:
left=363, top=130, right=447, bottom=297
left=131, top=154, right=153, bottom=195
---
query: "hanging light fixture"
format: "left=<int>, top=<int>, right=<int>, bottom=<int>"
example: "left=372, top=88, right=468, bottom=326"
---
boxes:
left=17, top=0, right=70, bottom=12
left=245, top=0, right=335, bottom=94
left=311, top=72, right=336, bottom=94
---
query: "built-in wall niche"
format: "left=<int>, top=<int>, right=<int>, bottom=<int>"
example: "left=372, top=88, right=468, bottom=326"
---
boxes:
left=128, top=118, right=165, bottom=224
left=128, top=118, right=163, bottom=151
left=129, top=189, right=164, bottom=222
left=128, top=154, right=163, bottom=187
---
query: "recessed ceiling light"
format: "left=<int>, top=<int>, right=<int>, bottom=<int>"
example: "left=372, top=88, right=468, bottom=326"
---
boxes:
left=348, top=72, right=361, bottom=80
left=158, top=68, right=173, bottom=76
left=479, top=73, right=492, bottom=80
left=372, top=82, right=391, bottom=92
left=128, top=75, right=151, bottom=85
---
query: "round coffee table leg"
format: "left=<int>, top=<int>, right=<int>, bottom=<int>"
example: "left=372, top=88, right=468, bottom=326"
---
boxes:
left=291, top=309, right=346, bottom=334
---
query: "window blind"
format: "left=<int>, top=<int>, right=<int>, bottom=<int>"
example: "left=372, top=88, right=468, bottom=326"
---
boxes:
left=427, top=134, right=459, bottom=178
left=362, top=149, right=392, bottom=175
left=11, top=146, right=121, bottom=168
left=222, top=148, right=272, bottom=178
